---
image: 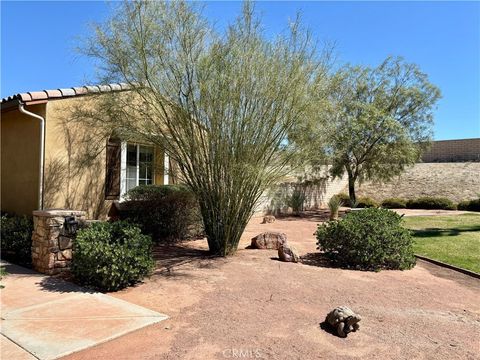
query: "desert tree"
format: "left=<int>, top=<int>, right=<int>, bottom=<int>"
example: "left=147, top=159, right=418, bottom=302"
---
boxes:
left=293, top=56, right=441, bottom=206
left=82, top=1, right=326, bottom=255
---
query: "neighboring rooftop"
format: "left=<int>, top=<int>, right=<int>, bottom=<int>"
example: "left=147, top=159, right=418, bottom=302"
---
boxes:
left=1, top=83, right=132, bottom=107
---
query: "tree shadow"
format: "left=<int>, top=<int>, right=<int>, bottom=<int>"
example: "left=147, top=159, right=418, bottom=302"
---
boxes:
left=411, top=225, right=480, bottom=238
left=151, top=242, right=223, bottom=278
left=276, top=209, right=349, bottom=223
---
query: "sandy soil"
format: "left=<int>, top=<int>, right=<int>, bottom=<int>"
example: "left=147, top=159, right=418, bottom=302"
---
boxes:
left=64, top=213, right=480, bottom=360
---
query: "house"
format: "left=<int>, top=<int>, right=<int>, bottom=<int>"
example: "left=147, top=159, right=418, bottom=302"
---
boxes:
left=1, top=84, right=171, bottom=219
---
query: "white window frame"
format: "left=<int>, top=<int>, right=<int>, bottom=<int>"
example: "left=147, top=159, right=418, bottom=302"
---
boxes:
left=164, top=152, right=169, bottom=185
left=120, top=142, right=155, bottom=200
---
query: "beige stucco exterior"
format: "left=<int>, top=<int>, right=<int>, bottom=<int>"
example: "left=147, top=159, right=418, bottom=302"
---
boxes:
left=1, top=95, right=168, bottom=219
left=1, top=104, right=44, bottom=215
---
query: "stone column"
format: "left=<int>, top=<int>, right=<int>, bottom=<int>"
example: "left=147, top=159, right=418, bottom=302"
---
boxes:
left=31, top=209, right=86, bottom=275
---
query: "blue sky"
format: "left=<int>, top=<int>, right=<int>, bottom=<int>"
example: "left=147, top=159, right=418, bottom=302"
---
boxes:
left=1, top=1, right=479, bottom=140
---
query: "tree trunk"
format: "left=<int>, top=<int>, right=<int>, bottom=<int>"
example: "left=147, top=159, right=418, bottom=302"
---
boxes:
left=348, top=175, right=357, bottom=207
left=198, top=194, right=254, bottom=256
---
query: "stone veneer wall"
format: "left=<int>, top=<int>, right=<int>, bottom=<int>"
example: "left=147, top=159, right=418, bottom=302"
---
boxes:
left=357, top=162, right=480, bottom=203
left=31, top=209, right=86, bottom=275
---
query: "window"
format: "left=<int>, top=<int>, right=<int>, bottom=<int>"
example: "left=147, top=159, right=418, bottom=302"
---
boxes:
left=124, top=144, right=154, bottom=193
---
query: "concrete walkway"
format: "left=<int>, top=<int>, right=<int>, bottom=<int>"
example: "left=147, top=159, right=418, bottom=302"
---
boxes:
left=0, top=261, right=168, bottom=360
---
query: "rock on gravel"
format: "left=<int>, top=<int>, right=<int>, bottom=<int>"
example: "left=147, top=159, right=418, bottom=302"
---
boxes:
left=250, top=232, right=286, bottom=250
left=278, top=243, right=300, bottom=263
left=262, top=215, right=276, bottom=224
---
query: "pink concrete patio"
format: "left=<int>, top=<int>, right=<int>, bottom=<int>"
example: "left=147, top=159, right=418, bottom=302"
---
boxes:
left=0, top=262, right=168, bottom=360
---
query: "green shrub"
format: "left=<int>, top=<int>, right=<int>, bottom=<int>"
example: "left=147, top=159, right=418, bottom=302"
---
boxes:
left=286, top=188, right=305, bottom=215
left=122, top=185, right=203, bottom=242
left=316, top=208, right=416, bottom=271
left=356, top=197, right=378, bottom=208
left=71, top=221, right=154, bottom=291
left=406, top=197, right=456, bottom=210
left=457, top=198, right=480, bottom=212
left=328, top=195, right=343, bottom=212
left=0, top=214, right=33, bottom=266
left=381, top=198, right=407, bottom=209
left=336, top=193, right=351, bottom=206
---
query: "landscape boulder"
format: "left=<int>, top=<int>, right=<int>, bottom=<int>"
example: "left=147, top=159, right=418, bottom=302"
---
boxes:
left=278, top=243, right=300, bottom=263
left=262, top=215, right=276, bottom=224
left=250, top=232, right=287, bottom=250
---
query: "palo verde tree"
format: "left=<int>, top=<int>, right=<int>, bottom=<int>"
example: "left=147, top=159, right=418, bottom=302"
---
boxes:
left=83, top=1, right=325, bottom=255
left=296, top=57, right=441, bottom=206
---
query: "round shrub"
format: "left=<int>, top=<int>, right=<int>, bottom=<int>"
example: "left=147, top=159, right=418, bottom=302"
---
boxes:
left=356, top=197, right=378, bottom=208
left=457, top=198, right=480, bottom=212
left=122, top=185, right=203, bottom=242
left=0, top=214, right=33, bottom=266
left=406, top=197, right=456, bottom=210
left=316, top=208, right=416, bottom=271
left=71, top=221, right=154, bottom=291
left=381, top=198, right=407, bottom=209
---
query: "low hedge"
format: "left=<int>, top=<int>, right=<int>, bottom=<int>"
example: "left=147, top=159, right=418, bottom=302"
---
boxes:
left=0, top=214, right=33, bottom=266
left=316, top=208, right=415, bottom=271
left=406, top=197, right=456, bottom=210
left=457, top=198, right=480, bottom=212
left=336, top=193, right=351, bottom=206
left=356, top=197, right=378, bottom=208
left=381, top=198, right=407, bottom=209
left=121, top=185, right=203, bottom=242
left=335, top=194, right=378, bottom=208
left=71, top=221, right=154, bottom=291
left=335, top=193, right=351, bottom=207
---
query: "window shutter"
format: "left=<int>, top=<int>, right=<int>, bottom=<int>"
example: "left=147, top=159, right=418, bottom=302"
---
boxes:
left=105, top=138, right=121, bottom=200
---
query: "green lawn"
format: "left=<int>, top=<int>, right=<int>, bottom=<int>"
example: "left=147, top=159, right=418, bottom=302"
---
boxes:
left=403, top=214, right=480, bottom=273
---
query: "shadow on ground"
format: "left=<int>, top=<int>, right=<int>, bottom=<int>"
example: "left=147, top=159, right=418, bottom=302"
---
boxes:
left=151, top=242, right=224, bottom=278
left=37, top=276, right=97, bottom=294
left=274, top=209, right=348, bottom=223
left=1, top=262, right=34, bottom=276
left=411, top=225, right=480, bottom=237
left=319, top=321, right=339, bottom=337
left=300, top=252, right=340, bottom=269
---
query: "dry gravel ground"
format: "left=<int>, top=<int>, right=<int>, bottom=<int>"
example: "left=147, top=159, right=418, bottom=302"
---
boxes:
left=64, top=212, right=480, bottom=360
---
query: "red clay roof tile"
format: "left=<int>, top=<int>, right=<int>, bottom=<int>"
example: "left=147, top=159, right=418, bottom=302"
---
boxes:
left=18, top=93, right=33, bottom=102
left=72, top=87, right=88, bottom=95
left=28, top=91, right=48, bottom=101
left=1, top=83, right=133, bottom=105
left=44, top=89, right=62, bottom=98
left=59, top=88, right=76, bottom=97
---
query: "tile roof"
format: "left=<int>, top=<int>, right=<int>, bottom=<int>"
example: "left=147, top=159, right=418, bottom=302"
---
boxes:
left=1, top=83, right=132, bottom=105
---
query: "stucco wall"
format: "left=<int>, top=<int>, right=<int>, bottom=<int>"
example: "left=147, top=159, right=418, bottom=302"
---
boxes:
left=44, top=96, right=167, bottom=219
left=357, top=162, right=480, bottom=203
left=1, top=104, right=44, bottom=215
left=44, top=97, right=111, bottom=218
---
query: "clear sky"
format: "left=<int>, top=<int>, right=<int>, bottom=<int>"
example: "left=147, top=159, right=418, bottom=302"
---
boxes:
left=1, top=1, right=479, bottom=140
